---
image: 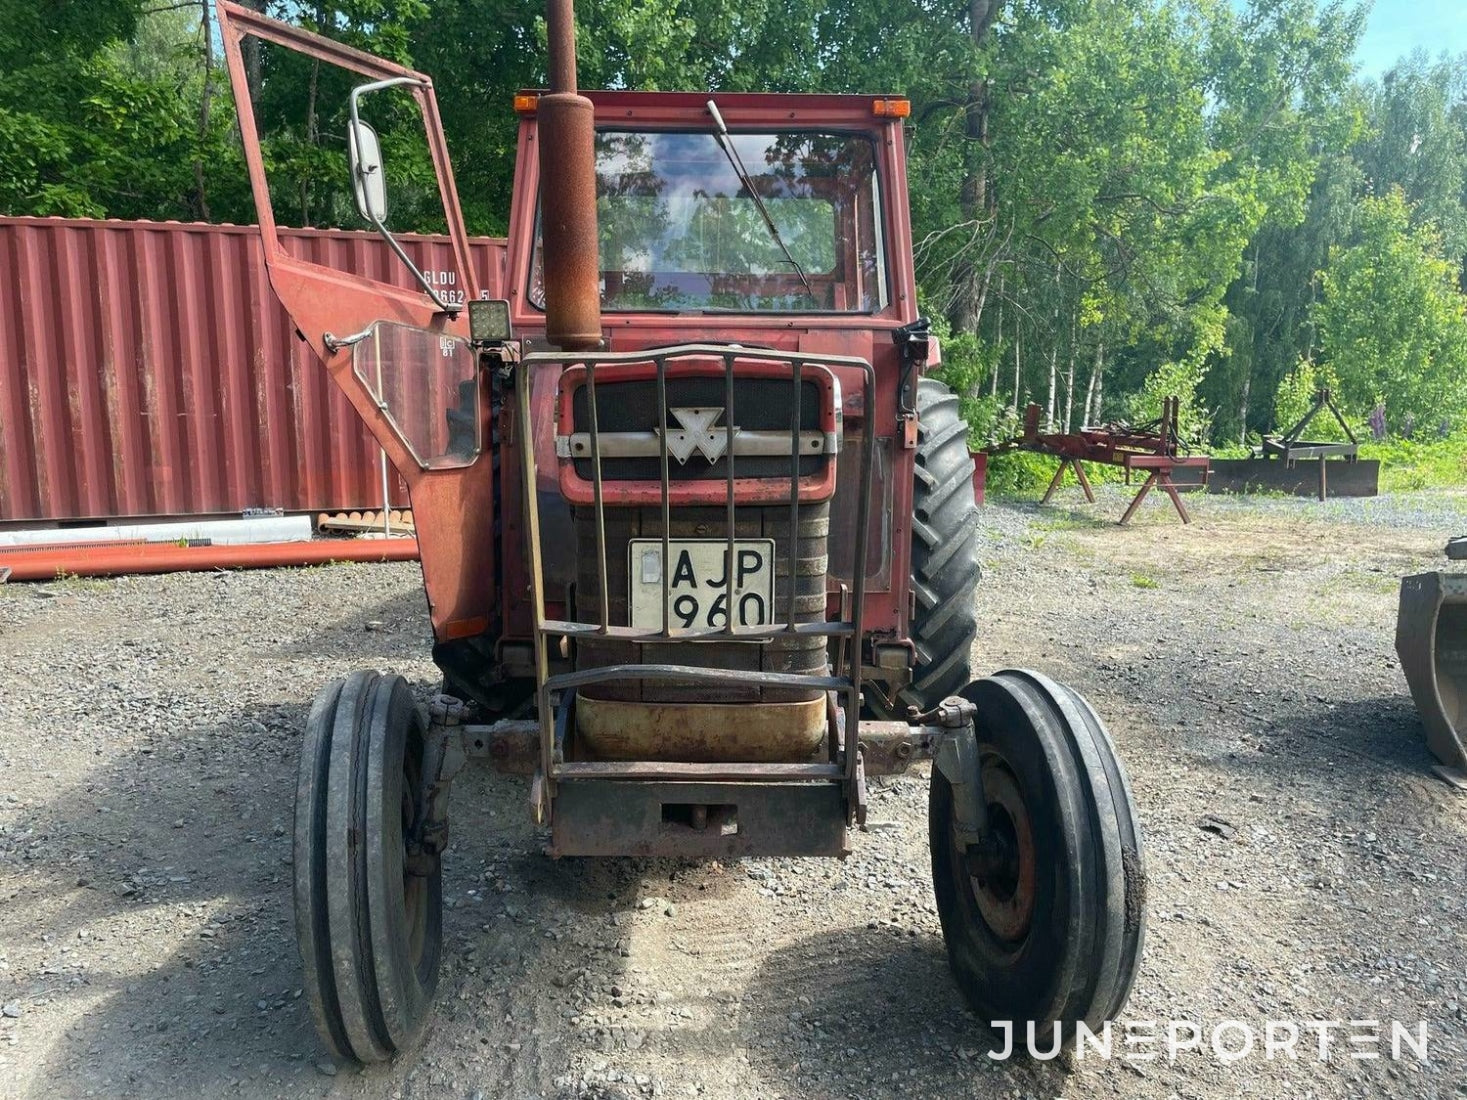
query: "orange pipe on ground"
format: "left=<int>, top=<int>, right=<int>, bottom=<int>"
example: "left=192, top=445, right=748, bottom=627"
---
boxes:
left=0, top=538, right=419, bottom=581
left=0, top=538, right=151, bottom=556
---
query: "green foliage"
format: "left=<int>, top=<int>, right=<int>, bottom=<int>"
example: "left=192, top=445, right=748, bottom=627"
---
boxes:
left=1353, top=53, right=1467, bottom=274
left=1271, top=358, right=1349, bottom=438
left=981, top=449, right=1127, bottom=498
left=1315, top=188, right=1467, bottom=432
left=1363, top=432, right=1467, bottom=492
left=1130, top=347, right=1212, bottom=446
left=982, top=450, right=1062, bottom=498
left=925, top=309, right=1007, bottom=443
left=0, top=1, right=254, bottom=222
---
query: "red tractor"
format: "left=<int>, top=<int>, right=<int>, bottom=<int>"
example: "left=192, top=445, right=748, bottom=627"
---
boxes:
left=217, top=0, right=1145, bottom=1064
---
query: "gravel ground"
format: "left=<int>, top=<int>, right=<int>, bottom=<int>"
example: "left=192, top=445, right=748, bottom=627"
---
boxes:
left=2, top=486, right=1466, bottom=1100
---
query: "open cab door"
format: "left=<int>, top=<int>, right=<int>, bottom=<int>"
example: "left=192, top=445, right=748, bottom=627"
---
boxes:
left=216, top=1, right=496, bottom=643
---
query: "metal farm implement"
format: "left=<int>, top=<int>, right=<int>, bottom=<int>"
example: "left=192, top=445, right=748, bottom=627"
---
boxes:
left=1001, top=398, right=1211, bottom=524
left=217, top=0, right=1147, bottom=1063
left=1209, top=388, right=1380, bottom=500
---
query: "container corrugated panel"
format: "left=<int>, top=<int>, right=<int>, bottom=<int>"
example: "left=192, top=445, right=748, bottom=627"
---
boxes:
left=0, top=216, right=507, bottom=523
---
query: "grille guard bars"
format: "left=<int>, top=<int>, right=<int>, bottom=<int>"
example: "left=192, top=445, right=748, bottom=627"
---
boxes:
left=514, top=344, right=877, bottom=823
left=553, top=358, right=843, bottom=506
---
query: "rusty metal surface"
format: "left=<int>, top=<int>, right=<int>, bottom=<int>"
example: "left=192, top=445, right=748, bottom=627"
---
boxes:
left=545, top=0, right=579, bottom=95
left=538, top=0, right=601, bottom=351
left=217, top=0, right=503, bottom=646
left=555, top=761, right=843, bottom=780
left=1396, top=573, right=1467, bottom=779
left=999, top=398, right=1212, bottom=524
left=518, top=344, right=875, bottom=817
left=1207, top=389, right=1377, bottom=500
left=856, top=720, right=939, bottom=775
left=460, top=720, right=540, bottom=774
left=575, top=695, right=827, bottom=761
left=0, top=535, right=418, bottom=581
left=537, top=94, right=602, bottom=351
left=1207, top=458, right=1380, bottom=498
left=549, top=779, right=849, bottom=857
left=492, top=91, right=918, bottom=653
left=1004, top=397, right=1193, bottom=465
left=0, top=216, right=505, bottom=523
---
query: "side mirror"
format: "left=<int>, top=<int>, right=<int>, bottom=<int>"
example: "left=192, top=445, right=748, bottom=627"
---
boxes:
left=345, top=76, right=459, bottom=312
left=348, top=119, right=387, bottom=224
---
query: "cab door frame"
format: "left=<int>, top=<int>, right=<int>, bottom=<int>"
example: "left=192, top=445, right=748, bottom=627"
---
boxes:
left=216, top=1, right=498, bottom=644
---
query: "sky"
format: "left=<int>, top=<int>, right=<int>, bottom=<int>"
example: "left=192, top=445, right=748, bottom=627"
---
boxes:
left=1353, top=0, right=1467, bottom=76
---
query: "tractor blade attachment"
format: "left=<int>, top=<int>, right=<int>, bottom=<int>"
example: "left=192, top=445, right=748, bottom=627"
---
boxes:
left=1396, top=572, right=1467, bottom=785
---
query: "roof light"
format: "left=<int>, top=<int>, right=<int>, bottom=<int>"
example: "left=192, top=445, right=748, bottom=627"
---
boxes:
left=873, top=98, right=911, bottom=118
left=513, top=93, right=539, bottom=113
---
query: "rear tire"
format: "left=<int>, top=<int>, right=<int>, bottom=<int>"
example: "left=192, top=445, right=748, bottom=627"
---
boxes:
left=296, top=671, right=442, bottom=1064
left=930, top=670, right=1145, bottom=1036
left=874, top=378, right=980, bottom=717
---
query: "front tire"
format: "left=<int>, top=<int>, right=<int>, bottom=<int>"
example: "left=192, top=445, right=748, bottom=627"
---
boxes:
left=930, top=671, right=1145, bottom=1036
left=296, top=671, right=442, bottom=1064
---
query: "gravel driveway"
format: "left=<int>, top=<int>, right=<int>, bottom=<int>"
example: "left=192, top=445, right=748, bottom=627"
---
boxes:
left=1, top=487, right=1465, bottom=1099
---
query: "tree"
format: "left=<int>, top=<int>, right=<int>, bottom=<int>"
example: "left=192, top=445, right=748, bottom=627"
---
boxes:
left=1354, top=53, right=1467, bottom=285
left=1315, top=188, right=1467, bottom=432
left=0, top=1, right=254, bottom=221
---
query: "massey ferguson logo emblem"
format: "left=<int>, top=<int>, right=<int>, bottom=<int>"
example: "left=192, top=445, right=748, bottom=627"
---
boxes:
left=661, top=407, right=736, bottom=464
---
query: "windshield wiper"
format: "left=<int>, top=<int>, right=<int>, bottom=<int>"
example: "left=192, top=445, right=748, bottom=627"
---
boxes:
left=705, top=98, right=818, bottom=305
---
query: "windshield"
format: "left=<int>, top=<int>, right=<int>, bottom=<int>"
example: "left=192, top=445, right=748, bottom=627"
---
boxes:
left=529, top=129, right=888, bottom=313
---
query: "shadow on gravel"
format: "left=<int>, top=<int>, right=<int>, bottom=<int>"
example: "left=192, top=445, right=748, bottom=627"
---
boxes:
left=1252, top=694, right=1439, bottom=779
left=7, top=705, right=322, bottom=1098
left=739, top=925, right=1064, bottom=1099
left=267, top=587, right=431, bottom=664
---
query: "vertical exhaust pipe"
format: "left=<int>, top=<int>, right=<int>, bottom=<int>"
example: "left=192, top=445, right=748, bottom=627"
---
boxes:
left=539, top=0, right=602, bottom=352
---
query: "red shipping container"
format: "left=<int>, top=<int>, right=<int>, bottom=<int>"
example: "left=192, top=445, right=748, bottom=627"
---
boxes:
left=0, top=216, right=507, bottom=523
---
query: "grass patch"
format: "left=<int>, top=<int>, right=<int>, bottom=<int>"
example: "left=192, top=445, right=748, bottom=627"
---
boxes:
left=983, top=450, right=1128, bottom=499
left=1034, top=512, right=1110, bottom=532
left=48, top=569, right=111, bottom=591
left=1362, top=433, right=1467, bottom=492
left=1130, top=573, right=1159, bottom=589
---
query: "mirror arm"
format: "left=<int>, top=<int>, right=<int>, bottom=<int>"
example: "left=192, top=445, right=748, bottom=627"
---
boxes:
left=349, top=78, right=462, bottom=315
left=324, top=325, right=375, bottom=352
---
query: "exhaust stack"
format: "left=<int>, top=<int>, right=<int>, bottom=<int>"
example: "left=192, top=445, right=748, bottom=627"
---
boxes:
left=538, top=0, right=602, bottom=352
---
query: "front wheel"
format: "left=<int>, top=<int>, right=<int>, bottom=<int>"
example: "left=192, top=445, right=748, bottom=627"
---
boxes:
left=295, top=670, right=443, bottom=1064
left=930, top=670, right=1145, bottom=1037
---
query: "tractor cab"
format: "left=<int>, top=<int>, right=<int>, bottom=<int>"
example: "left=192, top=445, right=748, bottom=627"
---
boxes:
left=519, top=97, right=896, bottom=317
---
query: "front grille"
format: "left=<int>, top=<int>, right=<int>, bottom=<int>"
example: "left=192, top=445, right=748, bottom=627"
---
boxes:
left=569, top=377, right=826, bottom=481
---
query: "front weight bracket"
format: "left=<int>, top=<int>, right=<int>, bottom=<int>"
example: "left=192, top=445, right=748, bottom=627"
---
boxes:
left=411, top=695, right=471, bottom=873
left=931, top=697, right=986, bottom=846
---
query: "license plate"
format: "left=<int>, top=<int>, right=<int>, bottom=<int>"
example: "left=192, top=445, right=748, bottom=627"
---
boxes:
left=628, top=538, right=775, bottom=629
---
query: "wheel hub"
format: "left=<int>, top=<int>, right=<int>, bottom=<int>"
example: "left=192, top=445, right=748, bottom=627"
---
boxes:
left=963, top=762, right=1036, bottom=943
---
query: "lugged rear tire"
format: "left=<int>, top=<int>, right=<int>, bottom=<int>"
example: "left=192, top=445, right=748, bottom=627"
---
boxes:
left=873, top=378, right=981, bottom=717
left=296, top=670, right=442, bottom=1064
